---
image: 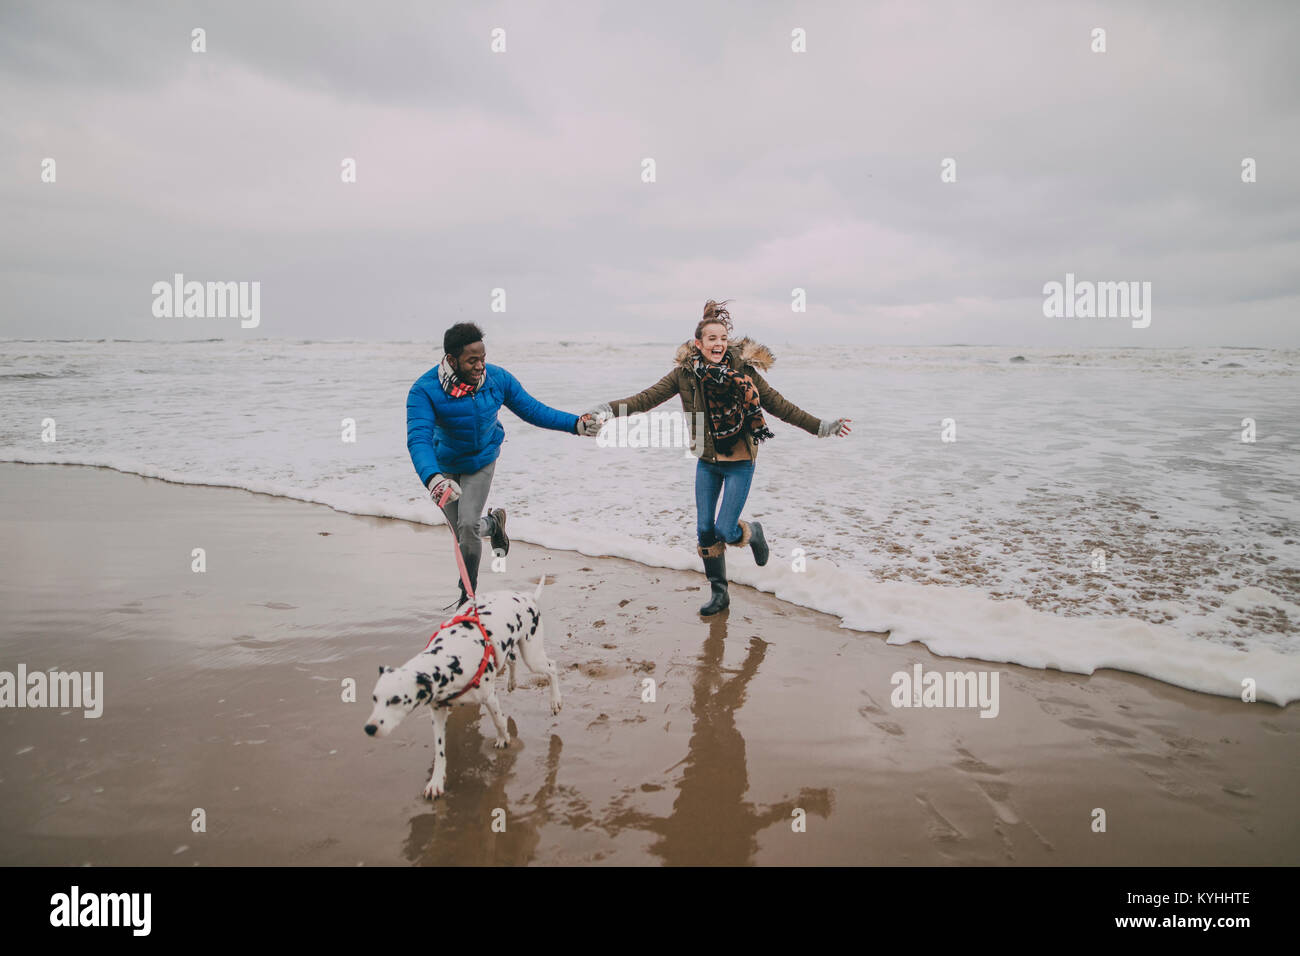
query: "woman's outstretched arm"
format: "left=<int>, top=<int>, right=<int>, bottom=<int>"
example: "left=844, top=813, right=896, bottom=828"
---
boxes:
left=587, top=368, right=681, bottom=420
left=747, top=368, right=823, bottom=435
left=748, top=368, right=852, bottom=437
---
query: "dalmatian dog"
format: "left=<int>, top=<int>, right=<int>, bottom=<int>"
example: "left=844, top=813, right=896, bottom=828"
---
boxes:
left=364, top=576, right=561, bottom=799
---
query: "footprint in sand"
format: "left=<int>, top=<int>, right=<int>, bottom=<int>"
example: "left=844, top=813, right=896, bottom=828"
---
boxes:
left=858, top=707, right=904, bottom=736
left=952, top=746, right=1004, bottom=776
left=1060, top=716, right=1137, bottom=739
left=1158, top=733, right=1211, bottom=763
left=858, top=692, right=905, bottom=736
left=952, top=746, right=1055, bottom=853
left=1034, top=694, right=1099, bottom=719
left=914, top=792, right=964, bottom=846
left=570, top=660, right=627, bottom=680
left=973, top=780, right=1020, bottom=825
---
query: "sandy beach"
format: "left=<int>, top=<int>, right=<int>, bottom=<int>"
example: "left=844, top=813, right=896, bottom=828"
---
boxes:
left=0, top=462, right=1296, bottom=866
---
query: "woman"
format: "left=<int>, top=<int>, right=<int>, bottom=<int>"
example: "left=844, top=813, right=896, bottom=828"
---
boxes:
left=586, top=300, right=851, bottom=615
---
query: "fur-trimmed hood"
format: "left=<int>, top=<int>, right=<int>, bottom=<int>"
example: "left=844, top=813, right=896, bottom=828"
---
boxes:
left=603, top=335, right=821, bottom=458
left=673, top=336, right=775, bottom=371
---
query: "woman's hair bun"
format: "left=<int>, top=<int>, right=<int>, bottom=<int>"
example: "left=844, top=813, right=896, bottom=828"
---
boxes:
left=696, top=299, right=734, bottom=338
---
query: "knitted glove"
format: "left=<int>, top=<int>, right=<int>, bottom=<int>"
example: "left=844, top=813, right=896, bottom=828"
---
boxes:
left=575, top=413, right=602, bottom=437
left=818, top=418, right=852, bottom=438
left=583, top=402, right=614, bottom=424
left=427, top=474, right=461, bottom=504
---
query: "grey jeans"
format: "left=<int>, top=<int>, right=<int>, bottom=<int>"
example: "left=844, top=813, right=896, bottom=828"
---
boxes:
left=437, top=460, right=496, bottom=593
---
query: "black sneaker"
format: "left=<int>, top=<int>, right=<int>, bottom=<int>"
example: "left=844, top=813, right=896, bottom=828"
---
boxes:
left=488, top=508, right=509, bottom=556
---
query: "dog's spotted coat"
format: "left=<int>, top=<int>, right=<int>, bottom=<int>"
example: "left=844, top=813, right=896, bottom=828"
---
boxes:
left=364, top=577, right=561, bottom=799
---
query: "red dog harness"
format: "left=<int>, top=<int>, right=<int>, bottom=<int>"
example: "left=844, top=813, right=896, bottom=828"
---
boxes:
left=428, top=485, right=497, bottom=703
left=425, top=607, right=496, bottom=703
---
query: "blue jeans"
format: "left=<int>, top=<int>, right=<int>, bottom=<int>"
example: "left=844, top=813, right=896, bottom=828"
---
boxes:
left=695, top=458, right=755, bottom=546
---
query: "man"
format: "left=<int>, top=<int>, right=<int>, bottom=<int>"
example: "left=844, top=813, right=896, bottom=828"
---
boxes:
left=407, top=322, right=599, bottom=607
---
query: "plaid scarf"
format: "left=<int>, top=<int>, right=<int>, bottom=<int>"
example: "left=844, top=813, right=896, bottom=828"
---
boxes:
left=691, top=348, right=774, bottom=455
left=438, top=356, right=477, bottom=398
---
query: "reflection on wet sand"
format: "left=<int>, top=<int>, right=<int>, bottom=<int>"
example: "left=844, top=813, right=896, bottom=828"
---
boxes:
left=402, top=715, right=559, bottom=866
left=607, top=613, right=832, bottom=865
left=403, top=613, right=831, bottom=865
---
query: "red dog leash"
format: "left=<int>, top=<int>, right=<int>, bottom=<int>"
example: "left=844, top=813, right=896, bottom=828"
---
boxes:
left=428, top=486, right=497, bottom=701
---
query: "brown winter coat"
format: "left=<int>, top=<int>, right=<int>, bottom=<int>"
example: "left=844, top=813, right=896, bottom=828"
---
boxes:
left=604, top=338, right=823, bottom=463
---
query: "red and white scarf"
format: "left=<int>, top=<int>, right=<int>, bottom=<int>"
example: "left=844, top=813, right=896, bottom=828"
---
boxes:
left=438, top=356, right=477, bottom=398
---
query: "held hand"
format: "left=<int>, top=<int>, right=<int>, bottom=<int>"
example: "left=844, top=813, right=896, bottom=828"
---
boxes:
left=428, top=474, right=462, bottom=505
left=818, top=417, right=852, bottom=438
left=582, top=402, right=613, bottom=425
left=575, top=413, right=602, bottom=437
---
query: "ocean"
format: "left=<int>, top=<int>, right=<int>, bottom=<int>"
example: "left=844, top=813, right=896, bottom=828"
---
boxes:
left=3, top=338, right=1297, bottom=703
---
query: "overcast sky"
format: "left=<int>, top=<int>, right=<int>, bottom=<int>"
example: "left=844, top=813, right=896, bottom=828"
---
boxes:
left=2, top=0, right=1297, bottom=346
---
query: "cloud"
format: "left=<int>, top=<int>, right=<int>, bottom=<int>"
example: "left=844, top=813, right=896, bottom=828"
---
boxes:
left=1, top=0, right=1297, bottom=344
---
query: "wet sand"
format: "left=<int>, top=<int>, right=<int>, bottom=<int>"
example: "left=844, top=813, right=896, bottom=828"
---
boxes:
left=0, top=462, right=1296, bottom=865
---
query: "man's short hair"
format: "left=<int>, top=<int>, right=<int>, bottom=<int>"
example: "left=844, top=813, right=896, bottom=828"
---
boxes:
left=444, top=322, right=485, bottom=358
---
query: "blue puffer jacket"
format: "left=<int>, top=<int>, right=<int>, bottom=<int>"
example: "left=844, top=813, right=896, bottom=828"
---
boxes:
left=406, top=363, right=579, bottom=485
